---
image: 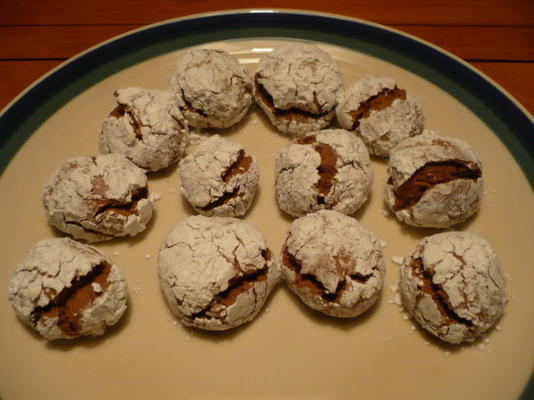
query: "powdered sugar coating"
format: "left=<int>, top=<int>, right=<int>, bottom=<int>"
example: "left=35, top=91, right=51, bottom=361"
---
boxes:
left=384, top=132, right=483, bottom=228
left=281, top=210, right=384, bottom=317
left=275, top=129, right=373, bottom=217
left=336, top=76, right=424, bottom=157
left=254, top=44, right=343, bottom=137
left=43, top=153, right=153, bottom=242
left=99, top=87, right=188, bottom=172
left=399, top=231, right=507, bottom=344
left=8, top=238, right=127, bottom=340
left=169, top=49, right=252, bottom=129
left=178, top=135, right=259, bottom=217
left=158, top=216, right=280, bottom=331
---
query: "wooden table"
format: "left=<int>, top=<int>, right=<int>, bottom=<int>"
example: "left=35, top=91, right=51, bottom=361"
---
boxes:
left=1, top=0, right=533, bottom=115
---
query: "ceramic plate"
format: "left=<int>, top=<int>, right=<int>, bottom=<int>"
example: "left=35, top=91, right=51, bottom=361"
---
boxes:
left=0, top=10, right=533, bottom=400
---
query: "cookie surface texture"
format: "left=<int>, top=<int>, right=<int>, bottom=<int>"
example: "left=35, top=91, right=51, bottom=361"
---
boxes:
left=275, top=129, right=373, bottom=217
left=8, top=238, right=127, bottom=340
left=158, top=216, right=280, bottom=331
left=169, top=49, right=252, bottom=129
left=43, top=153, right=153, bottom=242
left=399, top=231, right=507, bottom=344
left=384, top=133, right=483, bottom=228
left=254, top=44, right=344, bottom=137
left=99, top=87, right=188, bottom=172
left=336, top=76, right=424, bottom=157
left=281, top=210, right=385, bottom=317
left=178, top=135, right=259, bottom=217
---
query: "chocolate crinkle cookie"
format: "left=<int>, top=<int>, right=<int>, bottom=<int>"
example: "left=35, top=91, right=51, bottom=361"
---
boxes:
left=275, top=129, right=373, bottom=217
left=399, top=231, right=507, bottom=344
left=158, top=216, right=280, bottom=331
left=336, top=76, right=424, bottom=157
left=281, top=210, right=385, bottom=318
left=384, top=133, right=483, bottom=228
left=8, top=238, right=127, bottom=340
left=168, top=49, right=252, bottom=129
left=43, top=153, right=153, bottom=242
left=178, top=135, right=259, bottom=217
left=99, top=87, right=188, bottom=172
left=254, top=44, right=343, bottom=137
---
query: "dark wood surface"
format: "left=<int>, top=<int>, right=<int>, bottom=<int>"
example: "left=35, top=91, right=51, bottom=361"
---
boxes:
left=1, top=1, right=533, bottom=114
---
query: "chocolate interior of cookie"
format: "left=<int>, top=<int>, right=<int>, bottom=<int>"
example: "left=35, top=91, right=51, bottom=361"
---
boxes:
left=254, top=74, right=330, bottom=122
left=295, top=136, right=338, bottom=205
left=350, top=86, right=406, bottom=130
left=31, top=262, right=112, bottom=337
left=187, top=249, right=272, bottom=323
left=392, top=160, right=482, bottom=210
left=200, top=187, right=240, bottom=212
left=200, top=150, right=253, bottom=211
left=282, top=246, right=371, bottom=303
left=409, top=258, right=474, bottom=328
left=179, top=89, right=208, bottom=118
left=221, top=150, right=253, bottom=182
left=110, top=103, right=143, bottom=140
left=58, top=183, right=149, bottom=237
left=93, top=186, right=149, bottom=218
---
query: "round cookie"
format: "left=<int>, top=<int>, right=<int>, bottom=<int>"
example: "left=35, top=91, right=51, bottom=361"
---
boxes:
left=99, top=87, right=188, bottom=172
left=168, top=49, right=252, bottom=129
left=275, top=129, right=373, bottom=217
left=253, top=44, right=343, bottom=137
left=399, top=231, right=507, bottom=344
left=178, top=135, right=259, bottom=217
left=384, top=133, right=483, bottom=228
left=8, top=238, right=127, bottom=340
left=281, top=210, right=385, bottom=318
left=158, top=216, right=279, bottom=331
left=43, top=153, right=153, bottom=242
left=336, top=76, right=424, bottom=157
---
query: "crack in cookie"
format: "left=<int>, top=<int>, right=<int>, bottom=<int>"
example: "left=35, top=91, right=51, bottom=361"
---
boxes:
left=393, top=160, right=482, bottom=210
left=189, top=265, right=270, bottom=323
left=314, top=143, right=338, bottom=204
left=180, top=91, right=208, bottom=118
left=93, top=186, right=148, bottom=218
left=31, top=262, right=112, bottom=337
left=350, top=86, right=406, bottom=130
left=221, top=150, right=253, bottom=182
left=254, top=77, right=330, bottom=122
left=295, top=135, right=338, bottom=205
left=282, top=246, right=366, bottom=303
left=200, top=186, right=240, bottom=212
left=110, top=103, right=144, bottom=140
left=410, top=258, right=474, bottom=328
